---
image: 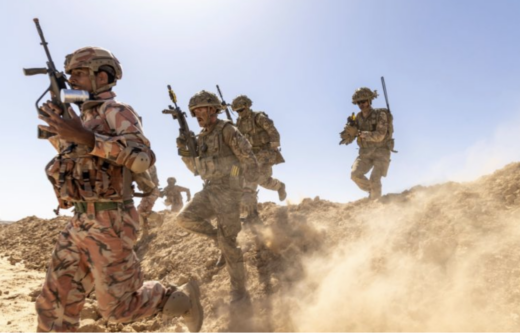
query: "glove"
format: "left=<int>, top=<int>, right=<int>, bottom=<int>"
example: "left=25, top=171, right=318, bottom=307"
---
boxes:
left=339, top=125, right=358, bottom=145
left=176, top=131, right=195, bottom=157
left=176, top=133, right=188, bottom=149
left=345, top=125, right=359, bottom=138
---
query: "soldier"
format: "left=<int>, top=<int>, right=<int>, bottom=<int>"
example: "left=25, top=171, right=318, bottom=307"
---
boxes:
left=161, top=177, right=191, bottom=213
left=231, top=95, right=286, bottom=225
left=137, top=165, right=161, bottom=236
left=176, top=90, right=259, bottom=303
left=35, top=47, right=203, bottom=332
left=340, top=87, right=394, bottom=200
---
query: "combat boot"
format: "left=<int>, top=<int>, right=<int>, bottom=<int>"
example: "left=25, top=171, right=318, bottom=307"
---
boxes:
left=230, top=289, right=249, bottom=303
left=277, top=183, right=287, bottom=201
left=369, top=187, right=382, bottom=200
left=163, top=280, right=204, bottom=332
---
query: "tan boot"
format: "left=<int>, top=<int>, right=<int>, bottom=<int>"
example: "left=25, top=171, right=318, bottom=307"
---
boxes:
left=230, top=289, right=248, bottom=303
left=163, top=280, right=204, bottom=332
left=277, top=183, right=287, bottom=201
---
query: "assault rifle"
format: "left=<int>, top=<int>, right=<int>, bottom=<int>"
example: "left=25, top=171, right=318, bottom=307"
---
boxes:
left=216, top=84, right=233, bottom=122
left=162, top=85, right=198, bottom=174
left=23, top=18, right=71, bottom=139
left=381, top=76, right=391, bottom=114
left=339, top=112, right=358, bottom=145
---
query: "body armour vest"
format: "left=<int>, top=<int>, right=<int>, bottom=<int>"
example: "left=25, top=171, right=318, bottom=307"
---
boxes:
left=194, top=119, right=240, bottom=181
left=46, top=100, right=128, bottom=207
left=236, top=111, right=271, bottom=151
left=356, top=108, right=393, bottom=149
left=45, top=99, right=155, bottom=208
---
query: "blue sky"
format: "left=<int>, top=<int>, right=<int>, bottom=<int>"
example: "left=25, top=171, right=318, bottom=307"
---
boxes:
left=1, top=0, right=520, bottom=221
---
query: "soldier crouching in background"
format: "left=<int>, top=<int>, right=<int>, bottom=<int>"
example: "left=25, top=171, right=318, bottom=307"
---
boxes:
left=161, top=177, right=191, bottom=213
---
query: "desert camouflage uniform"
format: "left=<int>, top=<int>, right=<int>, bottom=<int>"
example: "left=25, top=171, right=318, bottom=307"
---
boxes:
left=177, top=119, right=258, bottom=299
left=137, top=165, right=161, bottom=232
left=161, top=182, right=191, bottom=213
left=237, top=110, right=284, bottom=185
left=235, top=106, right=285, bottom=225
left=350, top=107, right=391, bottom=199
left=36, top=91, right=169, bottom=331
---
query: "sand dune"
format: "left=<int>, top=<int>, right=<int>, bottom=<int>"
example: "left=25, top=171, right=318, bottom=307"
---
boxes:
left=1, top=162, right=520, bottom=331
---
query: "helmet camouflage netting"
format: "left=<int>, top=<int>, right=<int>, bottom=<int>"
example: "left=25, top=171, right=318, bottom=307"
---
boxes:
left=352, top=87, right=378, bottom=104
left=231, top=95, right=252, bottom=111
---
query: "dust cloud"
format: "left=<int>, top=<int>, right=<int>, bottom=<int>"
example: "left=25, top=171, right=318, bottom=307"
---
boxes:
left=289, top=184, right=520, bottom=331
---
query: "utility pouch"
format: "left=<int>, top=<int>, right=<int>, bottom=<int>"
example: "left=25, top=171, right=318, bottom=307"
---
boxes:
left=386, top=138, right=397, bottom=153
left=255, top=149, right=278, bottom=165
left=229, top=165, right=242, bottom=190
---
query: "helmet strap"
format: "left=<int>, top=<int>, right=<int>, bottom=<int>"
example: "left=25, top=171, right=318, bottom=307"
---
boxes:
left=89, top=70, right=98, bottom=95
left=89, top=69, right=118, bottom=95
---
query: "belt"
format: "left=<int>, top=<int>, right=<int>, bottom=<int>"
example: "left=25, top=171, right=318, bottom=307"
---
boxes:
left=73, top=200, right=134, bottom=214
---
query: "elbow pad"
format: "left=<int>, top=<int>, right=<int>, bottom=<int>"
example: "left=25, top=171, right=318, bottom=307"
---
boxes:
left=129, top=151, right=152, bottom=173
left=118, top=143, right=155, bottom=173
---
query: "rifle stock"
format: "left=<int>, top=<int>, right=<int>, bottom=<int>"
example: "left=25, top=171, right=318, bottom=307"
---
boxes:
left=216, top=84, right=233, bottom=122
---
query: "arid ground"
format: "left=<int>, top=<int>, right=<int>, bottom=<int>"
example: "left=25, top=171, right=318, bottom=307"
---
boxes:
left=2, top=163, right=520, bottom=332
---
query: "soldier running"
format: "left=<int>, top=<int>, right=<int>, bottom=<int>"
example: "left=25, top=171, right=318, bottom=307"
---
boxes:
left=35, top=47, right=203, bottom=332
left=231, top=95, right=286, bottom=226
left=340, top=87, right=395, bottom=200
left=161, top=177, right=191, bottom=213
left=176, top=90, right=259, bottom=303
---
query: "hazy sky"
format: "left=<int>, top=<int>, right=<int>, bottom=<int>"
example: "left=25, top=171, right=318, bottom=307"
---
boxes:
left=1, top=0, right=520, bottom=221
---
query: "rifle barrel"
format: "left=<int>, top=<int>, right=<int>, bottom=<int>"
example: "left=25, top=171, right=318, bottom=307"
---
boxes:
left=381, top=76, right=391, bottom=112
left=33, top=18, right=56, bottom=71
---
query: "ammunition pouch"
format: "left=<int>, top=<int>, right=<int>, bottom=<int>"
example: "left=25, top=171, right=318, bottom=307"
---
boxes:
left=46, top=156, right=125, bottom=206
left=195, top=155, right=239, bottom=181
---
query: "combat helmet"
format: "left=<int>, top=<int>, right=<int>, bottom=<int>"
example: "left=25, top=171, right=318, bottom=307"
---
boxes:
left=231, top=95, right=252, bottom=111
left=352, top=87, right=378, bottom=105
left=64, top=46, right=123, bottom=94
left=188, top=90, right=222, bottom=117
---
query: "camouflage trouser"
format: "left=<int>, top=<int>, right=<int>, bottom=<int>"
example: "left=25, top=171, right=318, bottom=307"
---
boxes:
left=35, top=203, right=167, bottom=332
left=176, top=182, right=246, bottom=294
left=257, top=163, right=283, bottom=192
left=242, top=162, right=283, bottom=219
left=351, top=147, right=391, bottom=199
left=137, top=187, right=161, bottom=233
